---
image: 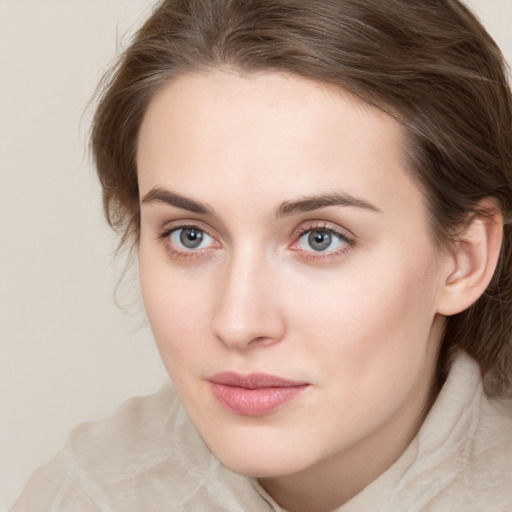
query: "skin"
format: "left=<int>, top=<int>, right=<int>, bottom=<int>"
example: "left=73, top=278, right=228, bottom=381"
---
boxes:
left=137, top=70, right=456, bottom=512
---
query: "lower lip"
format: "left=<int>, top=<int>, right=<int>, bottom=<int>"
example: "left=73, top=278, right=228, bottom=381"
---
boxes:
left=209, top=383, right=308, bottom=416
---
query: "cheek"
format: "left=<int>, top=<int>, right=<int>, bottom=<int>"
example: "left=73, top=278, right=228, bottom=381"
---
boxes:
left=138, top=251, right=208, bottom=368
left=286, top=262, right=440, bottom=438
left=288, top=250, right=440, bottom=380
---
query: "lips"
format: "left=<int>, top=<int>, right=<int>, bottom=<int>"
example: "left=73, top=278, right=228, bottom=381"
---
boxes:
left=208, top=372, right=309, bottom=416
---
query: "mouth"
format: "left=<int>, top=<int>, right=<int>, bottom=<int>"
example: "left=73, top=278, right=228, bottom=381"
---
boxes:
left=208, top=372, right=310, bottom=416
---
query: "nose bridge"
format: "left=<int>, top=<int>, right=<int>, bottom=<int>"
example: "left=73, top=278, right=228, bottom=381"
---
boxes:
left=211, top=245, right=284, bottom=349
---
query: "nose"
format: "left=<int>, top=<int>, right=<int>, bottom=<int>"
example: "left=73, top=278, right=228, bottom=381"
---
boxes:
left=211, top=252, right=286, bottom=350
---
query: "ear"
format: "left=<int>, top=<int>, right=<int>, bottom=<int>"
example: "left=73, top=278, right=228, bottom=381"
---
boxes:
left=437, top=198, right=503, bottom=316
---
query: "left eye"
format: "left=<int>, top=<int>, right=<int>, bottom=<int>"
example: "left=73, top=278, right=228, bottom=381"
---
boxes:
left=169, top=227, right=215, bottom=250
left=297, top=229, right=347, bottom=252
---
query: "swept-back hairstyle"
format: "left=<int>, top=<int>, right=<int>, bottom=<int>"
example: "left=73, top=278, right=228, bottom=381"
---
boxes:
left=91, top=0, right=512, bottom=396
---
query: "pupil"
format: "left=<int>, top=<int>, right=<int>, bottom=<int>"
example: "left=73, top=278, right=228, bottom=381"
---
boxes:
left=180, top=228, right=203, bottom=248
left=308, top=231, right=331, bottom=251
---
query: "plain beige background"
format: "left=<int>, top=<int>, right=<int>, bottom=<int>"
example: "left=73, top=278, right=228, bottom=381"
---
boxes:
left=1, top=0, right=511, bottom=508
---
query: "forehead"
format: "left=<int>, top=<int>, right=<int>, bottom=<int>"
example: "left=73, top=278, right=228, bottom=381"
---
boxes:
left=137, top=70, right=424, bottom=223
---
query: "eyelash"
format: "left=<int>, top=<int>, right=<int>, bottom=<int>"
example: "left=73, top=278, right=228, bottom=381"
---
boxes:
left=157, top=222, right=355, bottom=262
left=157, top=224, right=220, bottom=260
left=291, top=223, right=355, bottom=261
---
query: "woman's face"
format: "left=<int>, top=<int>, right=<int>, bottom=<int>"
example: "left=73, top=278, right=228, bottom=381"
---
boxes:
left=137, top=71, right=451, bottom=481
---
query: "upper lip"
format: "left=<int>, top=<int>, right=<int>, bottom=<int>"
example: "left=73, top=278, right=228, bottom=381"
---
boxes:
left=208, top=372, right=309, bottom=389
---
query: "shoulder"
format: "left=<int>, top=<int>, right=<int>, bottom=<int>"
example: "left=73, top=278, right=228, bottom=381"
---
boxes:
left=411, top=353, right=512, bottom=510
left=455, top=377, right=512, bottom=508
left=342, top=352, right=512, bottom=512
left=414, top=353, right=512, bottom=510
left=12, top=384, right=266, bottom=512
left=418, top=389, right=512, bottom=511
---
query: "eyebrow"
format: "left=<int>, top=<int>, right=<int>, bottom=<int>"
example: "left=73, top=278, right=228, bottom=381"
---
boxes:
left=141, top=187, right=215, bottom=216
left=274, top=192, right=382, bottom=217
left=141, top=187, right=381, bottom=218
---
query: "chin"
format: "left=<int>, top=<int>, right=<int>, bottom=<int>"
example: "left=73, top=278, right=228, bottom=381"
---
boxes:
left=217, top=453, right=300, bottom=478
left=204, top=431, right=313, bottom=478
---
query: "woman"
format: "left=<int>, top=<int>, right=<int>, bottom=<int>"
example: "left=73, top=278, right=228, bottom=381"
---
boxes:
left=13, top=0, right=512, bottom=510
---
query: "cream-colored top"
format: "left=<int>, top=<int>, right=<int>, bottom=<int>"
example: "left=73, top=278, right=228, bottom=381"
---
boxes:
left=13, top=353, right=512, bottom=511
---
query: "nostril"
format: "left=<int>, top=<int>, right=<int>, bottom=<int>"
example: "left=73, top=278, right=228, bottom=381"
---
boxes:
left=248, top=336, right=274, bottom=347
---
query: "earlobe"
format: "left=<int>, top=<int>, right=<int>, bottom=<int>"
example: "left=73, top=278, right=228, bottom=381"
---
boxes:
left=437, top=199, right=503, bottom=316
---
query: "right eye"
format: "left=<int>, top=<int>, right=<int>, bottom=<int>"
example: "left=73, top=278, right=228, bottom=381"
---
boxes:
left=168, top=227, right=216, bottom=251
left=296, top=228, right=348, bottom=253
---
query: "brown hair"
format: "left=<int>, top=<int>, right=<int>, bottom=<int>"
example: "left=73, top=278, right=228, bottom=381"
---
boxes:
left=91, top=0, right=512, bottom=396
